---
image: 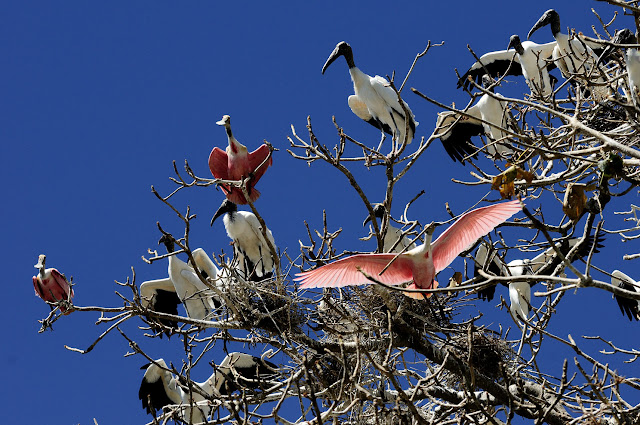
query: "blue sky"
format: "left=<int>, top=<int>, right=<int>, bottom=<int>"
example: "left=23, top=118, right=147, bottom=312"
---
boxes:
left=3, top=1, right=639, bottom=423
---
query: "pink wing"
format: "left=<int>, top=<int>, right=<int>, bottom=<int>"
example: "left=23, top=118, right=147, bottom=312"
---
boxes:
left=431, top=200, right=522, bottom=273
left=51, top=269, right=74, bottom=301
left=208, top=147, right=229, bottom=180
left=295, top=253, right=414, bottom=289
left=247, top=144, right=272, bottom=186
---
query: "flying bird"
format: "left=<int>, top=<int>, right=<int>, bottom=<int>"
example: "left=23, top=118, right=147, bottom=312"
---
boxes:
left=32, top=254, right=74, bottom=314
left=139, top=353, right=278, bottom=421
left=140, top=248, right=225, bottom=334
left=296, top=200, right=522, bottom=300
left=322, top=41, right=418, bottom=145
left=363, top=204, right=416, bottom=253
left=474, top=234, right=605, bottom=301
left=436, top=76, right=511, bottom=163
left=211, top=199, right=276, bottom=282
left=528, top=9, right=606, bottom=98
left=208, top=115, right=273, bottom=205
left=610, top=270, right=640, bottom=321
left=158, top=234, right=217, bottom=321
left=458, top=35, right=557, bottom=98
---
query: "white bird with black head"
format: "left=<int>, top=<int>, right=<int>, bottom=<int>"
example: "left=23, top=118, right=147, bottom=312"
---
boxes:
left=458, top=35, right=557, bottom=98
left=322, top=41, right=417, bottom=145
left=211, top=199, right=276, bottom=282
left=139, top=353, right=278, bottom=422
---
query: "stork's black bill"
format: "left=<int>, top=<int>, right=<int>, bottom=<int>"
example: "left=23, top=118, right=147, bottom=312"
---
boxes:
left=322, top=41, right=355, bottom=74
left=212, top=199, right=238, bottom=226
left=527, top=9, right=560, bottom=39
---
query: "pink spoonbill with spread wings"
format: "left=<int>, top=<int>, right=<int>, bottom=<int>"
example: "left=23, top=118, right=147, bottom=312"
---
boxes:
left=296, top=200, right=522, bottom=299
left=208, top=115, right=273, bottom=204
left=32, top=254, right=74, bottom=314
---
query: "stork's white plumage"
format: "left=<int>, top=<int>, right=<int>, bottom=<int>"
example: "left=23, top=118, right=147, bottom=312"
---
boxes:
left=139, top=353, right=278, bottom=421
left=599, top=29, right=640, bottom=106
left=528, top=9, right=606, bottom=98
left=363, top=204, right=416, bottom=254
left=611, top=270, right=640, bottom=321
left=211, top=199, right=276, bottom=282
left=322, top=41, right=417, bottom=145
left=437, top=79, right=511, bottom=162
left=158, top=235, right=217, bottom=321
left=458, top=35, right=557, bottom=98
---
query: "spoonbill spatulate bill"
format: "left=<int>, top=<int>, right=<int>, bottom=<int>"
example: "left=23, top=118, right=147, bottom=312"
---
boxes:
left=208, top=115, right=272, bottom=205
left=296, top=199, right=522, bottom=300
left=322, top=41, right=417, bottom=145
left=32, top=254, right=74, bottom=314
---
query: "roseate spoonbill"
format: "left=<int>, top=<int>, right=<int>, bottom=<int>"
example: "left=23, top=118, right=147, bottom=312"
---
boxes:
left=474, top=233, right=604, bottom=301
left=32, top=254, right=74, bottom=314
left=208, top=115, right=272, bottom=205
left=296, top=200, right=522, bottom=300
left=599, top=29, right=640, bottom=106
left=611, top=270, right=640, bottom=321
left=363, top=204, right=416, bottom=254
left=437, top=76, right=511, bottom=163
left=211, top=199, right=276, bottom=282
left=458, top=35, right=557, bottom=98
left=528, top=9, right=606, bottom=98
left=139, top=353, right=278, bottom=420
left=140, top=248, right=226, bottom=334
left=158, top=235, right=216, bottom=321
left=322, top=41, right=418, bottom=145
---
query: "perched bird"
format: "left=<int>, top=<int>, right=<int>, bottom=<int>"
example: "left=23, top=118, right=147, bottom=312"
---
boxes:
left=140, top=248, right=225, bottom=334
left=474, top=234, right=605, bottom=302
left=32, top=254, right=74, bottom=314
left=296, top=200, right=522, bottom=300
left=322, top=41, right=418, bottom=145
left=363, top=204, right=416, bottom=253
left=458, top=35, right=557, bottom=98
left=508, top=280, right=531, bottom=321
left=139, top=353, right=278, bottom=420
left=598, top=29, right=640, bottom=106
left=610, top=270, right=640, bottom=321
left=436, top=76, right=511, bottom=163
left=528, top=9, right=606, bottom=98
left=208, top=115, right=272, bottom=205
left=158, top=235, right=217, bottom=321
left=211, top=199, right=276, bottom=282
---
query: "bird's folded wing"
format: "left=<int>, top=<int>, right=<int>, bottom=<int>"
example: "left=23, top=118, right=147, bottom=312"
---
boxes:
left=51, top=268, right=73, bottom=298
left=432, top=199, right=522, bottom=273
left=295, top=253, right=413, bottom=289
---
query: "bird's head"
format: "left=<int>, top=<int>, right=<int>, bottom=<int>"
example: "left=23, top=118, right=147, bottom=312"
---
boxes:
left=598, top=29, right=637, bottom=65
left=211, top=199, right=237, bottom=226
left=528, top=9, right=559, bottom=39
left=363, top=203, right=386, bottom=226
left=158, top=234, right=175, bottom=253
left=216, top=115, right=231, bottom=127
left=481, top=75, right=497, bottom=92
left=507, top=35, right=524, bottom=55
left=34, top=254, right=46, bottom=271
left=322, top=41, right=354, bottom=74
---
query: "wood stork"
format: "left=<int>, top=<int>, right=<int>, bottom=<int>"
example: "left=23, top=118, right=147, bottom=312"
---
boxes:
left=458, top=35, right=557, bottom=98
left=208, top=115, right=273, bottom=205
left=211, top=199, right=276, bottom=282
left=158, top=235, right=217, bottom=321
left=363, top=204, right=416, bottom=253
left=528, top=9, right=606, bottom=98
left=610, top=270, right=640, bottom=321
left=437, top=77, right=511, bottom=162
left=321, top=41, right=418, bottom=145
left=32, top=254, right=74, bottom=314
left=139, top=353, right=278, bottom=421
left=599, top=29, right=640, bottom=106
left=296, top=200, right=522, bottom=300
left=474, top=234, right=604, bottom=302
left=140, top=248, right=225, bottom=334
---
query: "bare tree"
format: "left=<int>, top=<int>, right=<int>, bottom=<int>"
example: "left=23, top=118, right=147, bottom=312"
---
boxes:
left=35, top=3, right=640, bottom=425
